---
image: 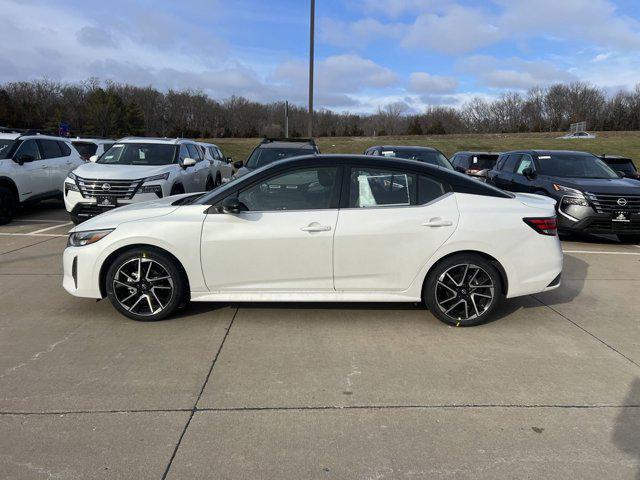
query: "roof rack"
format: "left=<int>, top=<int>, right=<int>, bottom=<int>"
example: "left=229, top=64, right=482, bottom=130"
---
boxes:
left=261, top=137, right=317, bottom=146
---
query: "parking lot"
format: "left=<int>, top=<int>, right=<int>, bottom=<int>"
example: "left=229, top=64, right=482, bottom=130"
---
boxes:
left=0, top=201, right=638, bottom=479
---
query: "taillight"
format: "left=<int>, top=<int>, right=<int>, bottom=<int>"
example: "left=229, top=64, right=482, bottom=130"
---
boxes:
left=523, top=217, right=557, bottom=236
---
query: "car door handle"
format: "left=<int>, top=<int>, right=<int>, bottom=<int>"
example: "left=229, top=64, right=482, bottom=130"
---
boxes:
left=41, top=165, right=49, bottom=169
left=423, top=218, right=453, bottom=227
left=301, top=224, right=332, bottom=232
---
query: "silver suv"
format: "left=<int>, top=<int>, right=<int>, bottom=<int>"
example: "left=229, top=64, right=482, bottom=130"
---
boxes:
left=0, top=130, right=84, bottom=224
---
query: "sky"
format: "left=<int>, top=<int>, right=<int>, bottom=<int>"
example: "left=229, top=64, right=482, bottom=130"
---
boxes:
left=2, top=0, right=640, bottom=113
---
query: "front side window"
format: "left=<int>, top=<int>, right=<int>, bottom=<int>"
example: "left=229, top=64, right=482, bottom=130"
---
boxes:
left=516, top=155, right=535, bottom=175
left=502, top=154, right=521, bottom=173
left=15, top=139, right=41, bottom=161
left=187, top=144, right=202, bottom=161
left=0, top=140, right=16, bottom=159
left=537, top=153, right=618, bottom=179
left=99, top=143, right=177, bottom=166
left=238, top=166, right=338, bottom=211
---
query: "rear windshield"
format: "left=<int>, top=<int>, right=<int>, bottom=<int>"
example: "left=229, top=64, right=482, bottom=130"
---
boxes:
left=0, top=140, right=16, bottom=159
left=98, top=143, right=177, bottom=166
left=245, top=148, right=313, bottom=169
left=468, top=154, right=498, bottom=170
left=72, top=142, right=98, bottom=160
left=536, top=153, right=619, bottom=179
left=379, top=148, right=453, bottom=170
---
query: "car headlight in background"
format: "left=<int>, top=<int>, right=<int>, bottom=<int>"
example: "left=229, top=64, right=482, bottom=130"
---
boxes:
left=553, top=184, right=584, bottom=196
left=67, top=172, right=78, bottom=181
left=561, top=196, right=589, bottom=207
left=143, top=172, right=170, bottom=182
left=67, top=229, right=114, bottom=247
left=140, top=185, right=163, bottom=197
left=65, top=172, right=80, bottom=194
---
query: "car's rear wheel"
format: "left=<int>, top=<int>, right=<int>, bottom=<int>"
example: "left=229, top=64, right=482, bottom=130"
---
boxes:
left=170, top=184, right=184, bottom=196
left=105, top=248, right=185, bottom=321
left=424, top=253, right=502, bottom=327
left=617, top=234, right=640, bottom=244
left=214, top=174, right=222, bottom=188
left=205, top=177, right=214, bottom=191
left=0, top=187, right=17, bottom=225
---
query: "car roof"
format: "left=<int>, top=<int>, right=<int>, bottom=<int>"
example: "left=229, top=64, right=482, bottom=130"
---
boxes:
left=0, top=132, right=20, bottom=140
left=257, top=141, right=316, bottom=150
left=599, top=155, right=632, bottom=161
left=116, top=137, right=194, bottom=145
left=504, top=149, right=593, bottom=156
left=453, top=151, right=502, bottom=156
left=72, top=138, right=114, bottom=144
left=197, top=142, right=219, bottom=148
left=370, top=145, right=439, bottom=151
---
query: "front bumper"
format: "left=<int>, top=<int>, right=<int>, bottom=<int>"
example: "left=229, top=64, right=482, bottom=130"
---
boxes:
left=64, top=189, right=163, bottom=222
left=557, top=210, right=640, bottom=234
left=63, top=245, right=104, bottom=299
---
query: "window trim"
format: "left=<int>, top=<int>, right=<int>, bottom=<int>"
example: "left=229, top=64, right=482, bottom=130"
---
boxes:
left=341, top=165, right=451, bottom=210
left=220, top=164, right=344, bottom=213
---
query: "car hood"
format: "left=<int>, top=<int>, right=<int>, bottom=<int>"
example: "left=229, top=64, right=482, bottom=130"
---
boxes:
left=72, top=162, right=174, bottom=180
left=69, top=194, right=195, bottom=232
left=543, top=176, right=640, bottom=195
left=514, top=193, right=557, bottom=210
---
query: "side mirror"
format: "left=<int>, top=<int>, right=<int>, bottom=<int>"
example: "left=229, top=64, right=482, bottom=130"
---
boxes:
left=16, top=154, right=35, bottom=165
left=233, top=160, right=243, bottom=170
left=616, top=170, right=627, bottom=178
left=226, top=156, right=233, bottom=163
left=89, top=155, right=99, bottom=162
left=221, top=196, right=246, bottom=214
left=181, top=157, right=197, bottom=168
left=522, top=167, right=537, bottom=180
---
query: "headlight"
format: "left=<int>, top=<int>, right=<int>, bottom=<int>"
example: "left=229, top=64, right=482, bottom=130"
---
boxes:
left=561, top=196, right=589, bottom=207
left=67, top=229, right=114, bottom=247
left=140, top=185, right=163, bottom=197
left=143, top=172, right=170, bottom=182
left=67, top=172, right=77, bottom=181
left=553, top=184, right=584, bottom=196
left=65, top=182, right=79, bottom=192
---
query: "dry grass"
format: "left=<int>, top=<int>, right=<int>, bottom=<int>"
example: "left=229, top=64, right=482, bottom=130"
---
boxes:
left=205, top=131, right=640, bottom=167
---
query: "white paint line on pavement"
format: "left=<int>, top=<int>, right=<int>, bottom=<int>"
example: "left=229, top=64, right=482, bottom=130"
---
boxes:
left=0, top=232, right=67, bottom=238
left=11, top=219, right=70, bottom=223
left=563, top=250, right=640, bottom=256
left=28, top=222, right=72, bottom=234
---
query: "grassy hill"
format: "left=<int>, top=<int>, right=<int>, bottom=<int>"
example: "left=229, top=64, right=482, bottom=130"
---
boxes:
left=207, top=131, right=640, bottom=166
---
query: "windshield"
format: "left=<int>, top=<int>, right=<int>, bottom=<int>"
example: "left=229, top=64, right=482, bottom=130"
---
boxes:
left=468, top=155, right=498, bottom=170
left=380, top=148, right=453, bottom=170
left=537, top=153, right=619, bottom=179
left=245, top=147, right=313, bottom=169
left=98, top=143, right=177, bottom=166
left=0, top=140, right=16, bottom=159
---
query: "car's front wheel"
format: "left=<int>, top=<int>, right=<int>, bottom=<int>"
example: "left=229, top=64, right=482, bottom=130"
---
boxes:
left=617, top=234, right=640, bottom=244
left=105, top=248, right=186, bottom=321
left=0, top=187, right=17, bottom=225
left=424, top=253, right=502, bottom=327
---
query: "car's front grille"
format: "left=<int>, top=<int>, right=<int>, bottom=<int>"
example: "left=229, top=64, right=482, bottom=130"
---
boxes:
left=586, top=218, right=640, bottom=233
left=76, top=177, right=142, bottom=199
left=71, top=203, right=115, bottom=220
left=585, top=192, right=640, bottom=214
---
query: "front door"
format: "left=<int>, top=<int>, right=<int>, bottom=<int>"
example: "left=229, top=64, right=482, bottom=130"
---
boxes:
left=334, top=166, right=459, bottom=291
left=13, top=139, right=50, bottom=200
left=201, top=165, right=341, bottom=292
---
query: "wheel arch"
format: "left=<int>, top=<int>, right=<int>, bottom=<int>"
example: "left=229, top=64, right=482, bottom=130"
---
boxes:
left=98, top=244, right=191, bottom=298
left=421, top=250, right=509, bottom=298
left=0, top=176, right=20, bottom=202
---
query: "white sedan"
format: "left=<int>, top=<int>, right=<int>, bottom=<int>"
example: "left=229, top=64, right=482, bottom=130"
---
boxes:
left=63, top=155, right=563, bottom=326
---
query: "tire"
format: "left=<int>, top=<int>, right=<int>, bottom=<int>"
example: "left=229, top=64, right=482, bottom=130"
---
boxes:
left=214, top=174, right=222, bottom=188
left=424, top=253, right=503, bottom=327
left=205, top=177, right=214, bottom=191
left=0, top=186, right=17, bottom=225
left=105, top=248, right=186, bottom=321
left=170, top=184, right=184, bottom=196
left=617, top=234, right=640, bottom=244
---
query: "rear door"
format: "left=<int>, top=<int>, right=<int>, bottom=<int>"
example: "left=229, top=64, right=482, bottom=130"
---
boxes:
left=491, top=154, right=520, bottom=190
left=187, top=143, right=208, bottom=191
left=201, top=165, right=341, bottom=292
left=333, top=166, right=458, bottom=292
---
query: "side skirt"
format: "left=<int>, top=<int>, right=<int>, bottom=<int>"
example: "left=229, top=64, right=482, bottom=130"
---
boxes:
left=190, top=291, right=422, bottom=303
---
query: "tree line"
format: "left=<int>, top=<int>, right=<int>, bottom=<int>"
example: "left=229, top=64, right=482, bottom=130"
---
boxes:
left=1, top=78, right=639, bottom=138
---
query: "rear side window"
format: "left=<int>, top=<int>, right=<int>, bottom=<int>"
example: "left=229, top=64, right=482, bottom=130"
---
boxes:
left=58, top=141, right=72, bottom=156
left=38, top=139, right=63, bottom=159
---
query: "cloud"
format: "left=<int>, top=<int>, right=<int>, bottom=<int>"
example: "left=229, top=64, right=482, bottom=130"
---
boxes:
left=319, top=18, right=403, bottom=49
left=461, top=56, right=577, bottom=90
left=401, top=6, right=502, bottom=54
left=360, top=0, right=449, bottom=18
left=408, top=72, right=458, bottom=94
left=77, top=26, right=118, bottom=48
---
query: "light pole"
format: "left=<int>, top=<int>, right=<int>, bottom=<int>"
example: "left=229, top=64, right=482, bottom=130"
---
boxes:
left=308, top=0, right=315, bottom=138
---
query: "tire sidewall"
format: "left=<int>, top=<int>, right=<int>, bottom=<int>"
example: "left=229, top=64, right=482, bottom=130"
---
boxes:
left=105, top=248, right=185, bottom=321
left=424, top=254, right=503, bottom=327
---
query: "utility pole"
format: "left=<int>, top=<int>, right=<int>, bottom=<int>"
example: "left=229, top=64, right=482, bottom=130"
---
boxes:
left=308, top=0, right=315, bottom=138
left=285, top=101, right=289, bottom=138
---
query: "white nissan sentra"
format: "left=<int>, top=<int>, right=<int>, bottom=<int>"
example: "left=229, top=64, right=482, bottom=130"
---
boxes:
left=63, top=155, right=563, bottom=326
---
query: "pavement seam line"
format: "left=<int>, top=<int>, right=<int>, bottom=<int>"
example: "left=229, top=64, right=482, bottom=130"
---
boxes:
left=0, top=236, right=60, bottom=256
left=533, top=295, right=640, bottom=370
left=159, top=306, right=238, bottom=480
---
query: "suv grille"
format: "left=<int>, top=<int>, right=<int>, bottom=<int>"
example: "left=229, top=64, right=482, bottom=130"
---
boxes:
left=76, top=177, right=142, bottom=199
left=585, top=192, right=640, bottom=214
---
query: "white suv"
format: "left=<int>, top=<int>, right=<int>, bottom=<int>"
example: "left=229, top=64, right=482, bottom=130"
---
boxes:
left=64, top=137, right=212, bottom=224
left=197, top=142, right=233, bottom=188
left=0, top=131, right=84, bottom=224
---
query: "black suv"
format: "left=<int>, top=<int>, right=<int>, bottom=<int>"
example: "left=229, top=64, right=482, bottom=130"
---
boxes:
left=599, top=155, right=639, bottom=181
left=363, top=145, right=454, bottom=170
left=233, top=138, right=319, bottom=178
left=450, top=151, right=501, bottom=181
left=487, top=150, right=640, bottom=243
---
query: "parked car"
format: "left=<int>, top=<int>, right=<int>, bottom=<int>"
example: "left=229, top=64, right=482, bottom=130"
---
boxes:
left=63, top=154, right=562, bottom=327
left=0, top=130, right=84, bottom=224
left=364, top=145, right=454, bottom=170
left=233, top=138, right=319, bottom=178
left=487, top=150, right=640, bottom=243
left=450, top=151, right=501, bottom=181
left=64, top=137, right=213, bottom=224
left=197, top=142, right=233, bottom=188
left=598, top=155, right=640, bottom=181
left=71, top=138, right=114, bottom=161
left=557, top=131, right=596, bottom=139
